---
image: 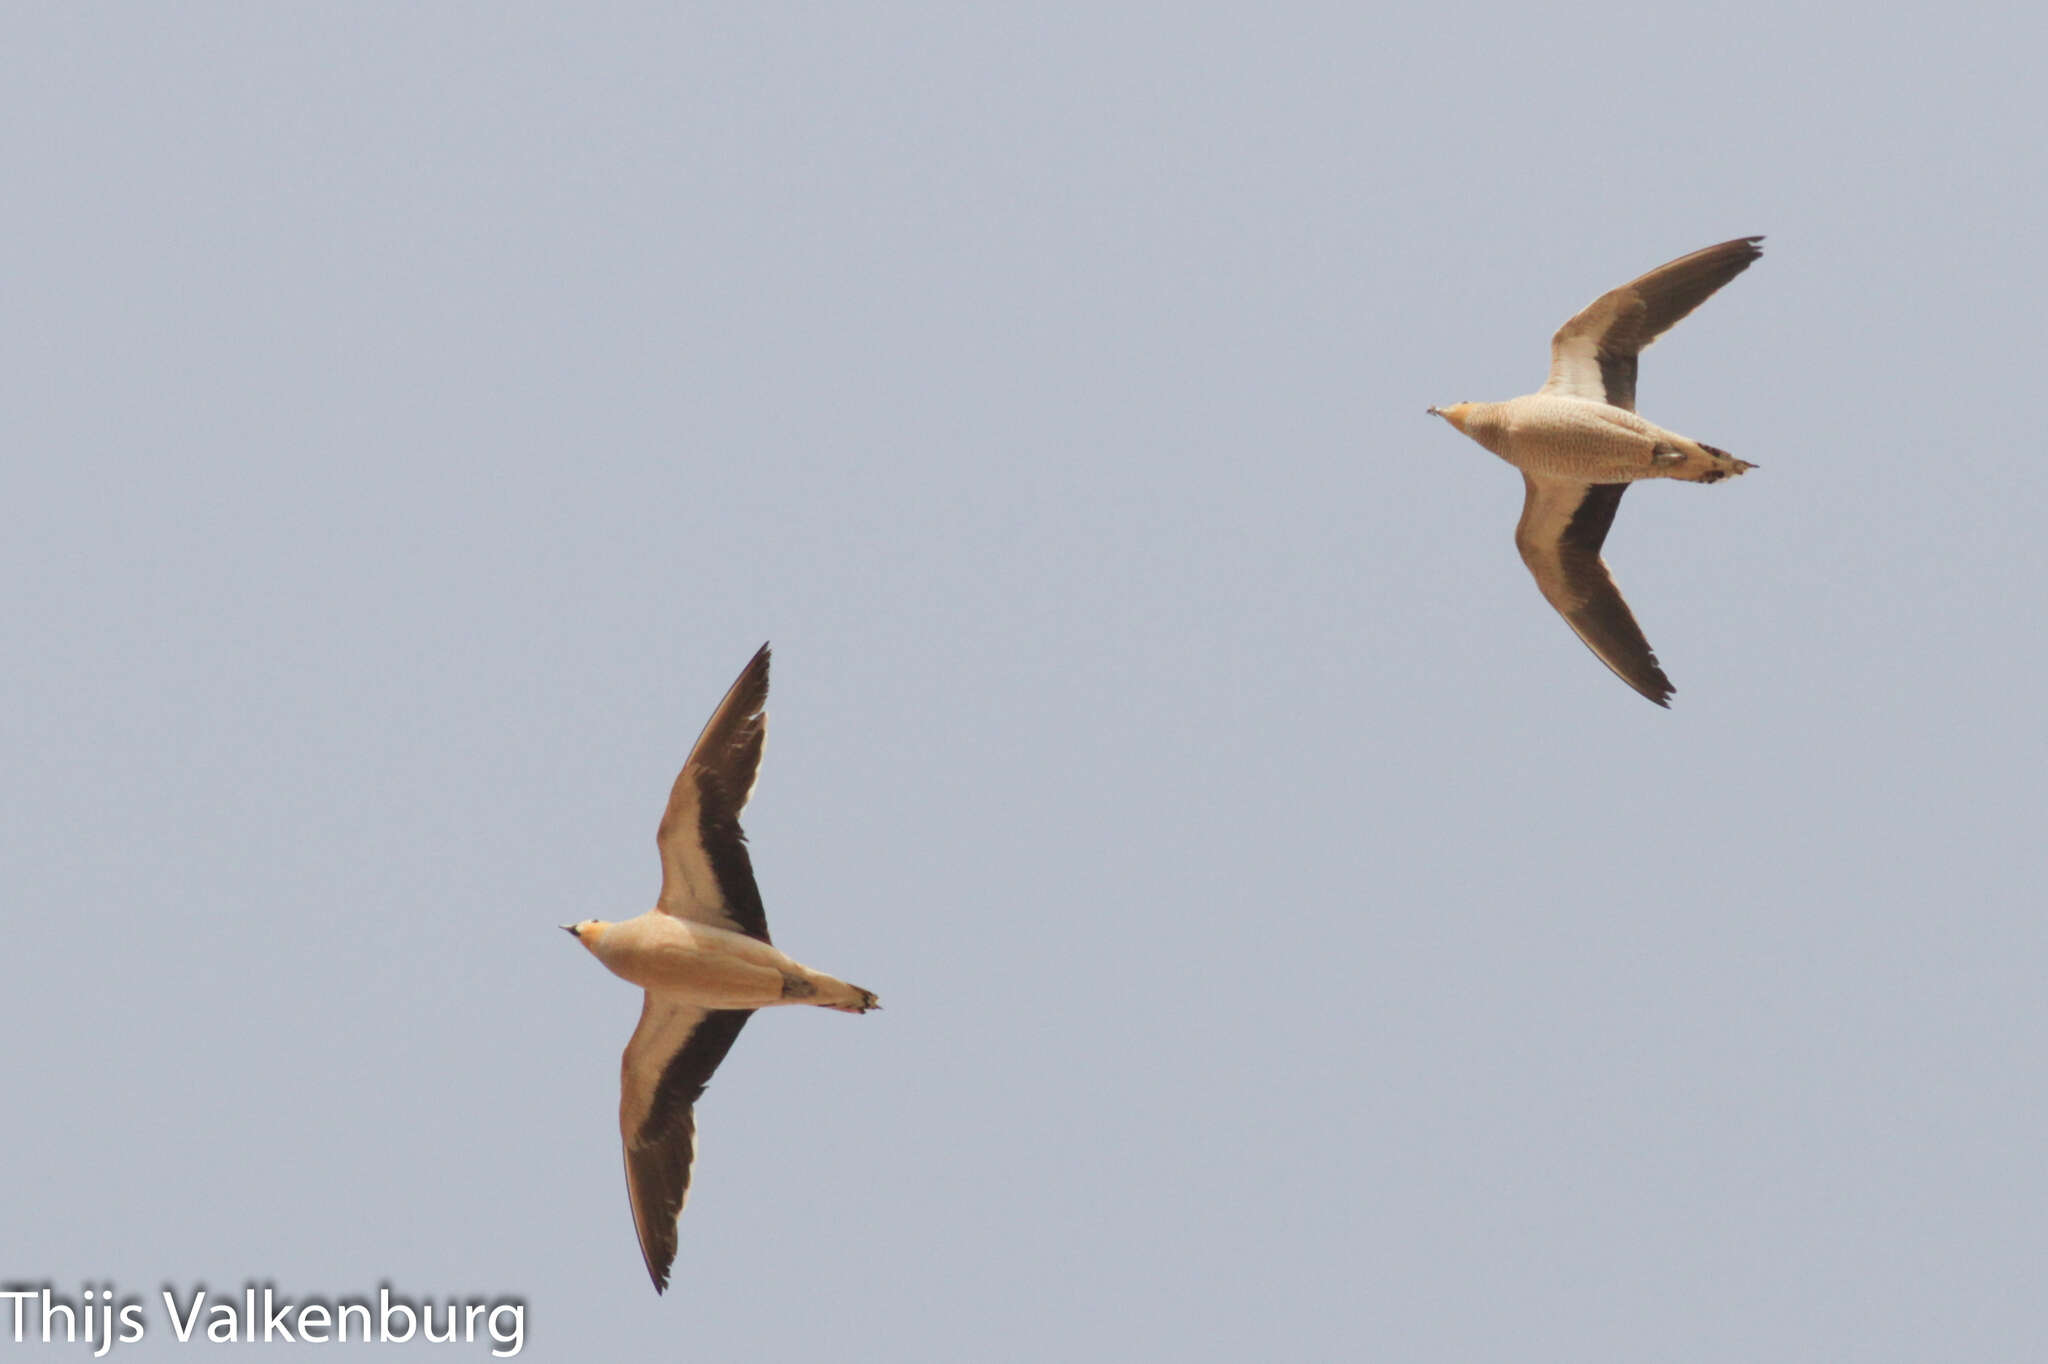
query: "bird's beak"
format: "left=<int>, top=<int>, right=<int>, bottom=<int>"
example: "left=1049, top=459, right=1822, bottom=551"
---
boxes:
left=560, top=924, right=580, bottom=938
left=1426, top=406, right=1442, bottom=416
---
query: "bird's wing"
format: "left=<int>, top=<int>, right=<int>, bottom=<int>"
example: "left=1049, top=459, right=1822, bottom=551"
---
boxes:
left=1541, top=236, right=1763, bottom=412
left=654, top=643, right=772, bottom=942
left=1513, top=475, right=1674, bottom=707
left=618, top=998, right=754, bottom=1294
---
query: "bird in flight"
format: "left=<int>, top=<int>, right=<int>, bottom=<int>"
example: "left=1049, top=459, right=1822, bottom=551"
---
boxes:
left=563, top=643, right=878, bottom=1292
left=1427, top=236, right=1764, bottom=706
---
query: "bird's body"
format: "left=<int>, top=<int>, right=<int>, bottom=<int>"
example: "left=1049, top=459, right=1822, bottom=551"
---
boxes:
left=576, top=911, right=877, bottom=1011
left=1438, top=393, right=1744, bottom=487
left=1428, top=236, right=1764, bottom=706
left=563, top=643, right=877, bottom=1294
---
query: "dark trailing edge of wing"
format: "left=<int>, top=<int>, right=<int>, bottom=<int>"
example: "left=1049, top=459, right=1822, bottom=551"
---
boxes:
left=1556, top=484, right=1674, bottom=707
left=1627, top=237, right=1763, bottom=348
left=1562, top=482, right=1627, bottom=559
left=1580, top=236, right=1763, bottom=411
left=690, top=643, right=770, bottom=810
left=628, top=1008, right=754, bottom=1293
left=696, top=768, right=771, bottom=943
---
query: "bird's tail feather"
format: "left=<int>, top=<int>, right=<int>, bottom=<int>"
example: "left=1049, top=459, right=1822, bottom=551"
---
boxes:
left=1688, top=442, right=1755, bottom=484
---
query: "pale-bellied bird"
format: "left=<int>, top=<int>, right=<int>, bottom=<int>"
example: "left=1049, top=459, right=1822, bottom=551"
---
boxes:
left=1428, top=236, right=1764, bottom=706
left=563, top=644, right=878, bottom=1292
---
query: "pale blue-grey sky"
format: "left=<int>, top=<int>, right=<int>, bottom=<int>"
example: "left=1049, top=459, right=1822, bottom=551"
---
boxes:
left=5, top=3, right=2046, bottom=1360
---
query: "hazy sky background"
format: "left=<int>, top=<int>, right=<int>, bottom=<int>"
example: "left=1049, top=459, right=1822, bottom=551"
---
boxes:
left=5, top=3, right=2046, bottom=1360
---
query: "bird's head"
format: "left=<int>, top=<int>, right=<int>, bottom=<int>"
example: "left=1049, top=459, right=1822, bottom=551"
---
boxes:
left=1426, top=402, right=1476, bottom=433
left=561, top=920, right=611, bottom=949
